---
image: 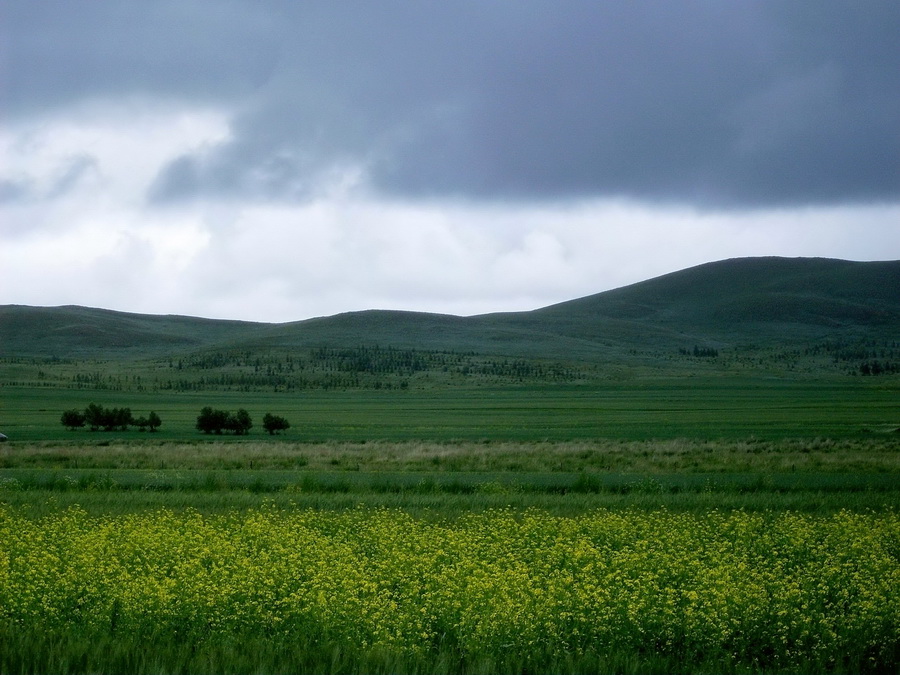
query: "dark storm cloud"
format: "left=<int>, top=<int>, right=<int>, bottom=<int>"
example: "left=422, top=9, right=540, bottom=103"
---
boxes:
left=0, top=0, right=279, bottom=113
left=4, top=1, right=898, bottom=208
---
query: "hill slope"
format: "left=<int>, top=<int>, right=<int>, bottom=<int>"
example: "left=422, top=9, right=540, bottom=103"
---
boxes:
left=2, top=258, right=898, bottom=365
left=519, top=257, right=900, bottom=345
left=0, top=305, right=267, bottom=358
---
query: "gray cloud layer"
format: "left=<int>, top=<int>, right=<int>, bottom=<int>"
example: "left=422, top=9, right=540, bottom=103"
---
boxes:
left=4, top=1, right=898, bottom=208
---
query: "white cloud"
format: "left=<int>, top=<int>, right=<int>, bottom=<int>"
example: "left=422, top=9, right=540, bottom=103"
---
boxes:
left=0, top=99, right=231, bottom=211
left=0, top=102, right=225, bottom=310
left=158, top=197, right=900, bottom=322
left=2, top=103, right=898, bottom=323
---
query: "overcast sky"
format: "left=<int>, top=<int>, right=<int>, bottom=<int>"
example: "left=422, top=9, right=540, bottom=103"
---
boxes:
left=2, top=1, right=898, bottom=323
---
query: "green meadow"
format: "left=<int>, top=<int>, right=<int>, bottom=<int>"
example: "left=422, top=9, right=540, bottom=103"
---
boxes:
left=3, top=375, right=898, bottom=443
left=1, top=379, right=898, bottom=672
left=1, top=258, right=899, bottom=673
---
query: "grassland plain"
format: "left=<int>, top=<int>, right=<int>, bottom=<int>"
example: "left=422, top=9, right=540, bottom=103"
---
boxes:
left=2, top=375, right=899, bottom=442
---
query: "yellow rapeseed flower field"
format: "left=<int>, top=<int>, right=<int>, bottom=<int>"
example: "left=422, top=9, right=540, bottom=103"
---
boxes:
left=0, top=506, right=897, bottom=673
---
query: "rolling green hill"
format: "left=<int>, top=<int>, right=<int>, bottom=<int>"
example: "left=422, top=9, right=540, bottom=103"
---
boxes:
left=0, top=305, right=266, bottom=358
left=509, top=256, right=900, bottom=350
left=2, top=258, right=898, bottom=378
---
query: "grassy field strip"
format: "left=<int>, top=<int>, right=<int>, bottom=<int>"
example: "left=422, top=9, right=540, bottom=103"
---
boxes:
left=2, top=381, right=898, bottom=441
left=2, top=468, right=899, bottom=495
left=3, top=469, right=898, bottom=518
left=4, top=437, right=899, bottom=473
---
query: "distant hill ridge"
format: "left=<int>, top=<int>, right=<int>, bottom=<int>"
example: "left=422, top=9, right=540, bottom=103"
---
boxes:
left=2, top=257, right=898, bottom=361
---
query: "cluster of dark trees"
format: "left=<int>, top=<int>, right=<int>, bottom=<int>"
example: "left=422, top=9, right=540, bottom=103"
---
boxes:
left=679, top=346, right=720, bottom=358
left=61, top=403, right=161, bottom=432
left=859, top=361, right=899, bottom=376
left=262, top=413, right=291, bottom=435
left=196, top=407, right=253, bottom=435
left=195, top=408, right=291, bottom=435
left=815, top=339, right=899, bottom=366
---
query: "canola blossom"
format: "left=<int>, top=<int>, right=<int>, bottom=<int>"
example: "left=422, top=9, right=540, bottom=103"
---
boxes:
left=0, top=507, right=897, bottom=673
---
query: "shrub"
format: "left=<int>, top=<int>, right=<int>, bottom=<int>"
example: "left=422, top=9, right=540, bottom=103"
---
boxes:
left=60, top=409, right=86, bottom=431
left=262, top=413, right=290, bottom=435
left=197, top=407, right=251, bottom=435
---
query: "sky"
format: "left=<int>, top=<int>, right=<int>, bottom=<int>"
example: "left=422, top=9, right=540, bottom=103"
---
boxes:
left=1, top=1, right=898, bottom=323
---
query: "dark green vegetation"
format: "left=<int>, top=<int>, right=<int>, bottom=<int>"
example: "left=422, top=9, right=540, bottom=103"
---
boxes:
left=0, top=257, right=898, bottom=673
left=195, top=406, right=253, bottom=435
left=262, top=412, right=290, bottom=434
left=2, top=258, right=899, bottom=395
left=61, top=402, right=162, bottom=433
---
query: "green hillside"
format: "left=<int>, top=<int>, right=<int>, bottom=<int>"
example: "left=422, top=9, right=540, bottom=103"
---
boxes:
left=530, top=257, right=900, bottom=341
left=0, top=305, right=267, bottom=358
left=2, top=258, right=898, bottom=385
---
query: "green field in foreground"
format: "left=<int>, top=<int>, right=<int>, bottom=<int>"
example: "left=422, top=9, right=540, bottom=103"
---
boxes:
left=2, top=375, right=899, bottom=674
left=2, top=507, right=897, bottom=674
left=2, top=376, right=898, bottom=442
left=2, top=440, right=898, bottom=673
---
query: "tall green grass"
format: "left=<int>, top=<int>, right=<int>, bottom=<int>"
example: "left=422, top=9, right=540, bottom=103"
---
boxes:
left=4, top=437, right=898, bottom=472
left=3, top=486, right=898, bottom=519
left=3, top=438, right=897, bottom=516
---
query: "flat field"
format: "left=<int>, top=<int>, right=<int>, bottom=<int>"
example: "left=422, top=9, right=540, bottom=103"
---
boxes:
left=1, top=378, right=899, bottom=674
left=2, top=376, right=898, bottom=442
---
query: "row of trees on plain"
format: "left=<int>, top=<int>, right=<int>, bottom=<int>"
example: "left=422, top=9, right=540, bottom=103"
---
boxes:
left=196, top=407, right=291, bottom=435
left=61, top=404, right=291, bottom=435
left=61, top=404, right=161, bottom=432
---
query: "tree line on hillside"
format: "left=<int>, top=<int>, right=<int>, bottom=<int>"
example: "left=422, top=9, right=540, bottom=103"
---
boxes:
left=678, top=346, right=720, bottom=358
left=61, top=404, right=161, bottom=432
left=859, top=360, right=899, bottom=376
left=21, top=346, right=589, bottom=395
left=159, top=346, right=585, bottom=387
left=812, top=339, right=900, bottom=375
